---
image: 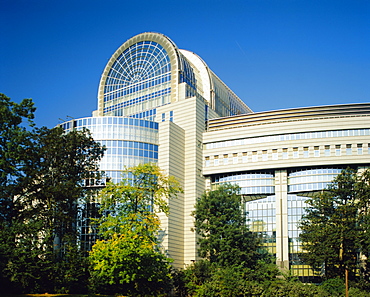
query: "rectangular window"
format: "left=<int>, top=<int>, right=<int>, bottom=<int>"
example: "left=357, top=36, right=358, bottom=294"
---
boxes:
left=346, top=144, right=352, bottom=155
left=303, top=147, right=309, bottom=158
left=214, top=155, right=219, bottom=166
left=357, top=144, right=363, bottom=155
left=272, top=149, right=278, bottom=160
left=368, top=144, right=370, bottom=154
left=169, top=111, right=174, bottom=122
left=262, top=150, right=268, bottom=161
left=161, top=113, right=165, bottom=122
left=303, top=146, right=310, bottom=158
left=314, top=146, right=320, bottom=157
left=282, top=148, right=288, bottom=159
left=336, top=145, right=341, bottom=156
left=325, top=145, right=330, bottom=156
left=242, top=152, right=248, bottom=163
left=233, top=153, right=238, bottom=164
left=293, top=147, right=298, bottom=158
left=252, top=151, right=258, bottom=162
left=205, top=156, right=210, bottom=167
left=223, top=154, right=229, bottom=165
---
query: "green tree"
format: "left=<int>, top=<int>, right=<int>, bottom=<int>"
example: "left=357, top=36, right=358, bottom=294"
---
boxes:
left=0, top=93, right=36, bottom=292
left=0, top=94, right=105, bottom=293
left=192, top=183, right=261, bottom=268
left=4, top=126, right=104, bottom=293
left=299, top=168, right=370, bottom=282
left=89, top=163, right=182, bottom=296
left=0, top=93, right=35, bottom=227
left=182, top=258, right=279, bottom=297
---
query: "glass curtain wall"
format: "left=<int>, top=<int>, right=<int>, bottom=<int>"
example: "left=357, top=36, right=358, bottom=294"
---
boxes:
left=61, top=116, right=159, bottom=183
left=102, top=41, right=172, bottom=119
left=211, top=167, right=344, bottom=280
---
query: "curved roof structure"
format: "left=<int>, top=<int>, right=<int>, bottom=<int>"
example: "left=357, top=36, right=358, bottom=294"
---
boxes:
left=207, top=102, right=370, bottom=131
left=97, top=32, right=251, bottom=118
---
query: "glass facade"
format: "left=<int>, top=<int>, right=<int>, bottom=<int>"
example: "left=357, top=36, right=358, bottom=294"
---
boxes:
left=179, top=53, right=197, bottom=97
left=102, top=41, right=171, bottom=119
left=212, top=73, right=248, bottom=116
left=288, top=168, right=342, bottom=193
left=287, top=195, right=316, bottom=279
left=245, top=196, right=276, bottom=255
left=62, top=116, right=158, bottom=183
left=212, top=172, right=275, bottom=195
left=210, top=167, right=344, bottom=280
left=77, top=202, right=100, bottom=252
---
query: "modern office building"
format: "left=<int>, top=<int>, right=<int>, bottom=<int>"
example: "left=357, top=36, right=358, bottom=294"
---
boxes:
left=61, top=32, right=370, bottom=279
left=203, top=104, right=370, bottom=280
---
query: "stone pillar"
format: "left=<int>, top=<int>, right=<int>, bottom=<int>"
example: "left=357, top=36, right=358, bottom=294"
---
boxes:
left=275, top=170, right=289, bottom=270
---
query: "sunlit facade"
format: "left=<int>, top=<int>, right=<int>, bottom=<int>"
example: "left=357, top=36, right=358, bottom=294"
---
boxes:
left=61, top=116, right=158, bottom=183
left=61, top=32, right=370, bottom=279
left=203, top=104, right=370, bottom=281
left=61, top=32, right=251, bottom=267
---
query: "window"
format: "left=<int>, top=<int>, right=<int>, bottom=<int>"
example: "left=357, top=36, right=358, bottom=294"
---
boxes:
left=346, top=144, right=352, bottom=155
left=205, top=156, right=210, bottom=167
left=233, top=153, right=238, bottom=164
left=223, top=154, right=229, bottom=165
left=252, top=151, right=258, bottom=162
left=242, top=152, right=248, bottom=163
left=314, top=146, right=320, bottom=157
left=282, top=148, right=288, bottom=159
left=293, top=147, right=298, bottom=158
left=357, top=144, right=363, bottom=155
left=262, top=150, right=268, bottom=161
left=169, top=111, right=174, bottom=122
left=335, top=145, right=341, bottom=156
left=214, top=155, right=219, bottom=166
left=325, top=145, right=330, bottom=156
left=303, top=147, right=309, bottom=158
left=161, top=113, right=165, bottom=122
left=272, top=149, right=278, bottom=160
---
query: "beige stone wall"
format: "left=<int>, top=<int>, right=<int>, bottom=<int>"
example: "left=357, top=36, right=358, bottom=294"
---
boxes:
left=158, top=120, right=185, bottom=268
left=157, top=95, right=207, bottom=267
left=203, top=115, right=370, bottom=175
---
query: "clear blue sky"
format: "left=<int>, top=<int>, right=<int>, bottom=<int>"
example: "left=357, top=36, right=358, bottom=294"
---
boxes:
left=1, top=0, right=369, bottom=128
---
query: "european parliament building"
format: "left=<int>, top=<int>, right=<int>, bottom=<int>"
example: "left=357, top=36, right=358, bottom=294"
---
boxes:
left=61, top=32, right=370, bottom=279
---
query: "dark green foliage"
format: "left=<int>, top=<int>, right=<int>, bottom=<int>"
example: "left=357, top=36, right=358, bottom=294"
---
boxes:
left=0, top=94, right=105, bottom=293
left=348, top=287, right=370, bottom=297
left=0, top=93, right=35, bottom=241
left=194, top=266, right=265, bottom=297
left=320, top=278, right=345, bottom=296
left=192, top=184, right=261, bottom=268
left=263, top=280, right=328, bottom=297
left=182, top=260, right=214, bottom=295
left=181, top=259, right=280, bottom=297
left=299, top=168, right=370, bottom=282
left=186, top=184, right=282, bottom=296
left=0, top=93, right=37, bottom=293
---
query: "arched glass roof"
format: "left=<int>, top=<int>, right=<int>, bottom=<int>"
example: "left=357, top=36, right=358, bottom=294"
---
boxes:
left=103, top=41, right=171, bottom=104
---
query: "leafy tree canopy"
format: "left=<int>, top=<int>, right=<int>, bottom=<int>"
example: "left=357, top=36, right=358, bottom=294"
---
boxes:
left=299, top=168, right=370, bottom=283
left=89, top=163, right=182, bottom=296
left=0, top=93, right=105, bottom=293
left=192, top=183, right=262, bottom=268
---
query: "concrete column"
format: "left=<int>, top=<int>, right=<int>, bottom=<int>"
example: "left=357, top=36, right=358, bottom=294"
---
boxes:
left=275, top=170, right=289, bottom=270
